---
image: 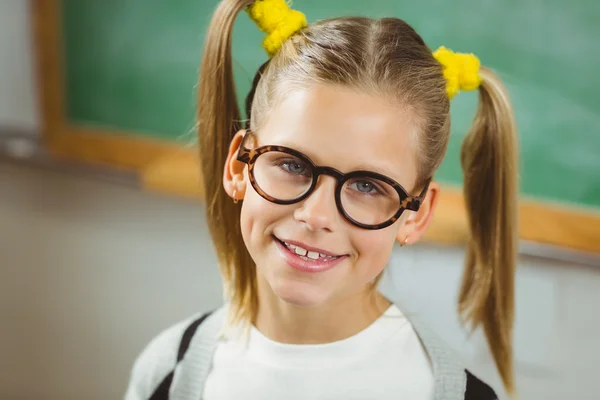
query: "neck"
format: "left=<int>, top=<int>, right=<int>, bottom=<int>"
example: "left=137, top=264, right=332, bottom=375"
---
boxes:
left=254, top=276, right=392, bottom=344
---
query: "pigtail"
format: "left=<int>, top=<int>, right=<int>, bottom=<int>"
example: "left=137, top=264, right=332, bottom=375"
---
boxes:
left=198, top=0, right=258, bottom=327
left=458, top=66, right=519, bottom=395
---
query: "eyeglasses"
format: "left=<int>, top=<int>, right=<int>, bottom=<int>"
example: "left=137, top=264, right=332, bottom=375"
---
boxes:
left=236, top=131, right=429, bottom=230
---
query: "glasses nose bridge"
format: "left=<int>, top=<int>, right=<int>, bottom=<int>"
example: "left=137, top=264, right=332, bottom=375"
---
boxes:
left=313, top=166, right=344, bottom=184
left=305, top=166, right=343, bottom=200
left=296, top=166, right=342, bottom=224
left=309, top=166, right=345, bottom=197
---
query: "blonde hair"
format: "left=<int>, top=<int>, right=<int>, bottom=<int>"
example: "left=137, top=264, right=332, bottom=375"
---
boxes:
left=198, top=0, right=518, bottom=394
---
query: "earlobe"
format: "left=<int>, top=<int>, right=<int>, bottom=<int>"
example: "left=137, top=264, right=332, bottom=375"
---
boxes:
left=396, top=182, right=440, bottom=246
left=223, top=130, right=248, bottom=201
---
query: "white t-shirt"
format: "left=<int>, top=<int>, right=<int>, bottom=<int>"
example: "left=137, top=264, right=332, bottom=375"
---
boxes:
left=203, top=304, right=434, bottom=400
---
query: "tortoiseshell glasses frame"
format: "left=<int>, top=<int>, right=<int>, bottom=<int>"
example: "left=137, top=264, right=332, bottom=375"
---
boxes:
left=236, top=131, right=429, bottom=230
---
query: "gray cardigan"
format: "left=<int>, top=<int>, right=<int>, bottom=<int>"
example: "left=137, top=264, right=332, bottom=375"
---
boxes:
left=125, top=304, right=498, bottom=400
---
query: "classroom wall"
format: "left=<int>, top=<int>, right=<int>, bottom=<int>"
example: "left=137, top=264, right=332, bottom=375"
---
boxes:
left=0, top=0, right=39, bottom=134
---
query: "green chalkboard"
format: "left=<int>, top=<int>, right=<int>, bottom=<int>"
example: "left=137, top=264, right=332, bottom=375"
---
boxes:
left=61, top=0, right=600, bottom=208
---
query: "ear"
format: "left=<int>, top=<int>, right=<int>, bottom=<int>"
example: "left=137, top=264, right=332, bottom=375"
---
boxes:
left=396, top=181, right=440, bottom=246
left=223, top=129, right=248, bottom=202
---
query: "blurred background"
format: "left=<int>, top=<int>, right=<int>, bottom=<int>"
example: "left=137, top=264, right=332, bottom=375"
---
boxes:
left=1, top=0, right=599, bottom=399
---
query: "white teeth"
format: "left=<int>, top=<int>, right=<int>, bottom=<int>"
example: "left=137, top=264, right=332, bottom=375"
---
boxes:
left=283, top=240, right=340, bottom=261
left=295, top=247, right=307, bottom=256
left=307, top=251, right=319, bottom=260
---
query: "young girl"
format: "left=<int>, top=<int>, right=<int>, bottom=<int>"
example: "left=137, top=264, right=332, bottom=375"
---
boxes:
left=126, top=0, right=518, bottom=399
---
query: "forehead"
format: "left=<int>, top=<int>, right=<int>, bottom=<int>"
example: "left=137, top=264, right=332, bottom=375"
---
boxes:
left=258, top=84, right=420, bottom=187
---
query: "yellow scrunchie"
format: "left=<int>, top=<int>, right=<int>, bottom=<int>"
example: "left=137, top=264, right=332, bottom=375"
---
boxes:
left=247, top=0, right=307, bottom=57
left=433, top=46, right=482, bottom=99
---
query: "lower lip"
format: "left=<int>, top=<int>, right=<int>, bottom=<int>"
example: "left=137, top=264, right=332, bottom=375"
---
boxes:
left=273, top=237, right=347, bottom=273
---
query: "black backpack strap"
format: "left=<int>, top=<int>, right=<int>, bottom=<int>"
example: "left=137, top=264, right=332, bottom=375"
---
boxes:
left=464, top=369, right=498, bottom=400
left=149, top=311, right=213, bottom=400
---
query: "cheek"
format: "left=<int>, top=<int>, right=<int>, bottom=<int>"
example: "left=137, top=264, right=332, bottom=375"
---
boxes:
left=239, top=184, right=287, bottom=251
left=239, top=187, right=265, bottom=248
left=352, top=229, right=398, bottom=279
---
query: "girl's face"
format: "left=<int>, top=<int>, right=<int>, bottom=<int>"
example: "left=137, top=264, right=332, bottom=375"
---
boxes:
left=225, top=84, right=438, bottom=308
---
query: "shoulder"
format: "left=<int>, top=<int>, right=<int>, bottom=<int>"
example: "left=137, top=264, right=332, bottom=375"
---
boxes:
left=388, top=303, right=498, bottom=399
left=124, top=310, right=215, bottom=400
left=464, top=369, right=498, bottom=400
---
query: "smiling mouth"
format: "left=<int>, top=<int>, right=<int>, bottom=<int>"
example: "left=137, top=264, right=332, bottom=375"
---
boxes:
left=272, top=236, right=344, bottom=262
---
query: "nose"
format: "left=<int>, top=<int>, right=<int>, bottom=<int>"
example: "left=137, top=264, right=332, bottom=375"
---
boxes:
left=293, top=175, right=338, bottom=232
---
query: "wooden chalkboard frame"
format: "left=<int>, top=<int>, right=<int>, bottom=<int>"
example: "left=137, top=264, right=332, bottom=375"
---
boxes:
left=32, top=0, right=202, bottom=195
left=32, top=0, right=600, bottom=254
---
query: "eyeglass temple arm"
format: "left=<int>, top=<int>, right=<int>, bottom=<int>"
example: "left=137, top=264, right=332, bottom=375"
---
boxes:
left=405, top=180, right=431, bottom=211
left=418, top=180, right=431, bottom=198
left=237, top=148, right=250, bottom=163
left=236, top=131, right=253, bottom=163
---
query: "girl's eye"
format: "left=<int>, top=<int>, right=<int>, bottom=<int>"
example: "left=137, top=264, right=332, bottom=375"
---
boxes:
left=349, top=179, right=382, bottom=195
left=280, top=159, right=310, bottom=176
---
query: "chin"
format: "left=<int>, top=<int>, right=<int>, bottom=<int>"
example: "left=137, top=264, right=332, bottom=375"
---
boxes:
left=269, top=278, right=332, bottom=308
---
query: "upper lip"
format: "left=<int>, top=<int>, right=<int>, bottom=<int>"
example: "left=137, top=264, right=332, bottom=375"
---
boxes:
left=275, top=236, right=345, bottom=257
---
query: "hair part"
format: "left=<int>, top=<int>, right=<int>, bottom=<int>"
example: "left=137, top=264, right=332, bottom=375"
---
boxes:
left=197, top=0, right=518, bottom=395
